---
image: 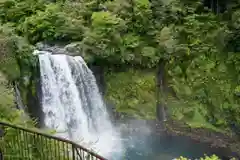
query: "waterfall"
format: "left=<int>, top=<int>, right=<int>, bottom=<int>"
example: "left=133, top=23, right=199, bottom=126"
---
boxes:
left=38, top=51, right=122, bottom=158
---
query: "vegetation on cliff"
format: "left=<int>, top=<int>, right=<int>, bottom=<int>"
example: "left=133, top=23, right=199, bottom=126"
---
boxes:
left=0, top=0, right=239, bottom=158
left=177, top=155, right=237, bottom=160
left=105, top=69, right=156, bottom=119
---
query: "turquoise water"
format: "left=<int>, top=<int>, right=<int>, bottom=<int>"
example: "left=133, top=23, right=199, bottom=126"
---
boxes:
left=120, top=132, right=212, bottom=160
left=108, top=121, right=236, bottom=160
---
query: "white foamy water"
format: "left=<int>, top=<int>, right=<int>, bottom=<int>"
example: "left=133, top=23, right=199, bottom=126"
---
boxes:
left=38, top=52, right=122, bottom=158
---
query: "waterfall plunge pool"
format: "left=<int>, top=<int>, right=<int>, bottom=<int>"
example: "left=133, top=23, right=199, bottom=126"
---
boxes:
left=109, top=120, right=238, bottom=160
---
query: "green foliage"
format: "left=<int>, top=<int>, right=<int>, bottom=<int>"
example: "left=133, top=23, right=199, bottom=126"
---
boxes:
left=0, top=72, right=15, bottom=121
left=20, top=3, right=86, bottom=44
left=0, top=23, right=35, bottom=81
left=177, top=155, right=220, bottom=160
left=0, top=25, right=20, bottom=80
left=162, top=12, right=240, bottom=129
left=0, top=0, right=46, bottom=24
left=177, top=155, right=238, bottom=160
left=105, top=69, right=156, bottom=119
left=82, top=11, right=126, bottom=62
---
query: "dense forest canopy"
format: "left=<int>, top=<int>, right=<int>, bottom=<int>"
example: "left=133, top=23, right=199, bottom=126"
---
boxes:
left=0, top=0, right=239, bottom=146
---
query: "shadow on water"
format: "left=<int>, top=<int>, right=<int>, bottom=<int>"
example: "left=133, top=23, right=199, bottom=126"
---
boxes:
left=113, top=120, right=238, bottom=160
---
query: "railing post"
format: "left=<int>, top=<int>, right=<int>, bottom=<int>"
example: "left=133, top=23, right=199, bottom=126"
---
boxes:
left=72, top=144, right=76, bottom=160
left=0, top=124, right=4, bottom=160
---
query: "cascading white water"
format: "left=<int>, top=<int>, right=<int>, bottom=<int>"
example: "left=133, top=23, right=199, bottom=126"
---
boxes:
left=38, top=51, right=122, bottom=158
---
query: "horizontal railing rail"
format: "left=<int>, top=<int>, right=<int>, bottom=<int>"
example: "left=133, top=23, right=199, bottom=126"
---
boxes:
left=0, top=121, right=107, bottom=160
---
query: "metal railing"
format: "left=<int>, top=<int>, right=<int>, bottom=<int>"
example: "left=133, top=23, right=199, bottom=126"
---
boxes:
left=0, top=121, right=107, bottom=160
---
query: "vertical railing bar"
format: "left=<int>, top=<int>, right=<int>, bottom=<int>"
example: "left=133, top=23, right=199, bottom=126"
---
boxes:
left=0, top=126, right=3, bottom=160
left=50, top=137, right=53, bottom=160
left=23, top=131, right=26, bottom=160
left=81, top=149, right=83, bottom=160
left=67, top=143, right=70, bottom=160
left=6, top=128, right=10, bottom=160
left=4, top=126, right=6, bottom=160
left=12, top=129, right=17, bottom=160
left=39, top=133, right=43, bottom=159
left=23, top=130, right=30, bottom=160
left=83, top=150, right=85, bottom=160
left=37, top=133, right=41, bottom=159
left=24, top=130, right=29, bottom=159
left=44, top=135, right=49, bottom=160
left=13, top=130, right=17, bottom=159
left=8, top=128, right=12, bottom=159
left=48, top=137, right=52, bottom=160
left=32, top=133, right=36, bottom=159
left=14, top=130, right=18, bottom=159
left=60, top=140, right=62, bottom=160
left=72, top=144, right=76, bottom=160
left=20, top=130, right=25, bottom=159
left=8, top=130, right=15, bottom=158
left=45, top=137, right=48, bottom=160
left=27, top=132, right=31, bottom=160
left=7, top=128, right=11, bottom=160
left=80, top=149, right=83, bottom=160
left=16, top=128, right=22, bottom=160
left=40, top=132, right=45, bottom=160
left=61, top=140, right=63, bottom=159
left=49, top=137, right=53, bottom=160
left=54, top=139, right=57, bottom=159
left=24, top=130, right=28, bottom=159
left=17, top=129, right=23, bottom=160
left=35, top=133, right=39, bottom=158
left=6, top=128, right=9, bottom=160
left=45, top=136, right=49, bottom=160
left=30, top=132, right=34, bottom=160
left=63, top=142, right=68, bottom=160
left=57, top=139, right=60, bottom=159
left=62, top=141, right=65, bottom=160
left=59, top=139, right=61, bottom=159
left=29, top=132, right=33, bottom=160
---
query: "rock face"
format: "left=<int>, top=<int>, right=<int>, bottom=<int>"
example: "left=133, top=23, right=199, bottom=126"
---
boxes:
left=35, top=42, right=95, bottom=63
left=36, top=42, right=82, bottom=56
